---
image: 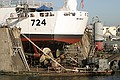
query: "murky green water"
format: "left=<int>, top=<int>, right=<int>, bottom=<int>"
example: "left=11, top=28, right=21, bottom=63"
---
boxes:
left=0, top=72, right=120, bottom=80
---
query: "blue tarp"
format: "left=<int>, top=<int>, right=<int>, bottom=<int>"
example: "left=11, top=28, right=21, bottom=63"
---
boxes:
left=36, top=5, right=53, bottom=11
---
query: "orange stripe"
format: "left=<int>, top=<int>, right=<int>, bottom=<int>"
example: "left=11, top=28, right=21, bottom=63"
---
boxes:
left=21, top=38, right=81, bottom=44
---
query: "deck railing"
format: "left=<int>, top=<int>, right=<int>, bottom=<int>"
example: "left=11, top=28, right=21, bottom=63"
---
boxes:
left=0, top=0, right=53, bottom=8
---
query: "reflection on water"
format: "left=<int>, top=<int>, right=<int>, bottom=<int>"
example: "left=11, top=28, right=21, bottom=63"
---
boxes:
left=0, top=72, right=120, bottom=80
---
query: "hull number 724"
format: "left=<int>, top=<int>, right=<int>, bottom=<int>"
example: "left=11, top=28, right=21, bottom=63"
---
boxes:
left=31, top=19, right=46, bottom=26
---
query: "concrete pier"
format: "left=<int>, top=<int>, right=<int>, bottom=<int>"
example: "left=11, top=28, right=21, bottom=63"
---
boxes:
left=0, top=28, right=29, bottom=72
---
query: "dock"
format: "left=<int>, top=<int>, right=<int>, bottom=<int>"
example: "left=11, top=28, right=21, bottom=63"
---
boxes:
left=0, top=27, right=30, bottom=72
left=0, top=27, right=115, bottom=76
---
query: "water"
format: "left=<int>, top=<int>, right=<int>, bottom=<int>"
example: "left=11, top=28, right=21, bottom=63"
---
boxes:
left=0, top=72, right=120, bottom=80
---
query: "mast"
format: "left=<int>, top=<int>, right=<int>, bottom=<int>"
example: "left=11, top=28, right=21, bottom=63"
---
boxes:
left=80, top=0, right=84, bottom=10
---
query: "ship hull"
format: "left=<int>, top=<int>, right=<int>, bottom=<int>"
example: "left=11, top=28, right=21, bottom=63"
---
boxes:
left=21, top=34, right=82, bottom=44
left=18, top=11, right=88, bottom=44
left=0, top=7, right=88, bottom=44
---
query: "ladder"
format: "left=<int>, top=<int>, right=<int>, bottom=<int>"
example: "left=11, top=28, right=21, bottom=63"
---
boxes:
left=13, top=47, right=30, bottom=71
left=8, top=28, right=30, bottom=71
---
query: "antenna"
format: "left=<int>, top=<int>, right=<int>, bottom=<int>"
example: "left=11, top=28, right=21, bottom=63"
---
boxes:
left=63, top=0, right=68, bottom=7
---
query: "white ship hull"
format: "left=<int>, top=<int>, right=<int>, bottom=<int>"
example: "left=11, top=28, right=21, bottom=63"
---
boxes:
left=17, top=11, right=88, bottom=43
left=0, top=1, right=88, bottom=44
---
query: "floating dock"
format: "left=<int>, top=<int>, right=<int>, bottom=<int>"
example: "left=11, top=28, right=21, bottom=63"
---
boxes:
left=0, top=27, right=115, bottom=76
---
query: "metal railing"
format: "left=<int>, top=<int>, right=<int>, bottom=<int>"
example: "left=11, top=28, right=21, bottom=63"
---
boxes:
left=0, top=0, right=53, bottom=8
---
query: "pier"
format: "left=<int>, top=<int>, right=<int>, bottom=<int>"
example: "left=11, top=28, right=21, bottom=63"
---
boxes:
left=0, top=27, right=30, bottom=72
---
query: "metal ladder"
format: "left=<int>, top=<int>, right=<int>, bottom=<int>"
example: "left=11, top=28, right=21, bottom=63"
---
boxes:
left=13, top=47, right=30, bottom=71
left=8, top=28, right=30, bottom=71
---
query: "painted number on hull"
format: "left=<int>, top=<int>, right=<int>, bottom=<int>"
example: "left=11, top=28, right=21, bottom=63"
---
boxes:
left=31, top=19, right=46, bottom=26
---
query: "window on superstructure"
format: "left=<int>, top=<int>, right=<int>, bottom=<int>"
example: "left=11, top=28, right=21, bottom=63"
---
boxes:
left=40, top=13, right=44, bottom=17
left=72, top=13, right=76, bottom=16
left=80, top=12, right=82, bottom=16
left=45, top=13, right=49, bottom=17
left=50, top=12, right=54, bottom=16
left=64, top=13, right=68, bottom=16
left=28, top=8, right=36, bottom=12
left=85, top=13, right=87, bottom=16
left=30, top=13, right=35, bottom=17
left=64, top=12, right=76, bottom=16
left=118, top=28, right=120, bottom=32
left=87, top=13, right=88, bottom=17
left=106, top=28, right=109, bottom=30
